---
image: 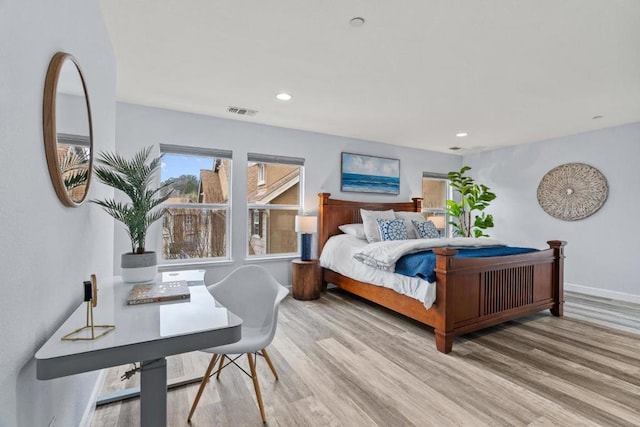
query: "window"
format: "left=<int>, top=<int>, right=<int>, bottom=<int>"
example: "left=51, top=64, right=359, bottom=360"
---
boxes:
left=257, top=163, right=266, bottom=185
left=422, top=173, right=450, bottom=237
left=160, top=144, right=232, bottom=262
left=247, top=153, right=303, bottom=257
left=57, top=134, right=91, bottom=201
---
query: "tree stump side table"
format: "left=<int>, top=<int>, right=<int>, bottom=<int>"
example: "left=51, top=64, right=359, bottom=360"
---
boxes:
left=291, top=259, right=321, bottom=300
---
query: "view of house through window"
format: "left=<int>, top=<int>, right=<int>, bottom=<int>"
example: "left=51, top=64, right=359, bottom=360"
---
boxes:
left=247, top=154, right=303, bottom=257
left=422, top=173, right=450, bottom=237
left=160, top=145, right=232, bottom=261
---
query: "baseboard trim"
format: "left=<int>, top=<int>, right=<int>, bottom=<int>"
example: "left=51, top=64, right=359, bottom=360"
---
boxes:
left=565, top=282, right=640, bottom=304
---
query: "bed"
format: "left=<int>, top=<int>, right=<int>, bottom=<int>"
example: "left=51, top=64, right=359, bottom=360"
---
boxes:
left=318, top=192, right=566, bottom=354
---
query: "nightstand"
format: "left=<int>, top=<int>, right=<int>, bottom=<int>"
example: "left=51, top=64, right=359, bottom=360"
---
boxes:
left=291, top=259, right=321, bottom=300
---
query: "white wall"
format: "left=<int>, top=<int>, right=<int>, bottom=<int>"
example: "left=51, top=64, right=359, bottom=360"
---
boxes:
left=464, top=122, right=640, bottom=302
left=114, top=102, right=461, bottom=285
left=0, top=1, right=116, bottom=426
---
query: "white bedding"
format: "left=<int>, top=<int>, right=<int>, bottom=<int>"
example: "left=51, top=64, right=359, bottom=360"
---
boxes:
left=353, top=237, right=506, bottom=272
left=319, top=234, right=437, bottom=309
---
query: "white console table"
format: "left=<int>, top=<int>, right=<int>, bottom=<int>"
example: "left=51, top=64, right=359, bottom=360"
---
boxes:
left=35, top=274, right=242, bottom=427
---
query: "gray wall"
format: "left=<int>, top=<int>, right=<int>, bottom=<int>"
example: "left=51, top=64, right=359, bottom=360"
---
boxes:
left=114, top=102, right=461, bottom=285
left=464, top=122, right=640, bottom=302
left=0, top=1, right=116, bottom=426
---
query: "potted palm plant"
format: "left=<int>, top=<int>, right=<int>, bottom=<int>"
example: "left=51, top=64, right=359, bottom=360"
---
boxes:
left=92, top=146, right=170, bottom=282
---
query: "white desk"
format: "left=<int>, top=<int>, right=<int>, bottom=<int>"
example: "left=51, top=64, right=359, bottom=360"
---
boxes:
left=35, top=275, right=242, bottom=427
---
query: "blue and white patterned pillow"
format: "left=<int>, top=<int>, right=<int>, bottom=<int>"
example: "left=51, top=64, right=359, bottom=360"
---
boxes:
left=376, top=219, right=408, bottom=241
left=412, top=220, right=440, bottom=239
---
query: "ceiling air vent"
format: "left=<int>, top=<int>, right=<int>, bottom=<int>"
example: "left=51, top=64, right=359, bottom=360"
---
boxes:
left=227, top=106, right=258, bottom=116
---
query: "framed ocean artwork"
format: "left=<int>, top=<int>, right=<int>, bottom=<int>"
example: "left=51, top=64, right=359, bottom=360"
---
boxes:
left=341, top=152, right=400, bottom=195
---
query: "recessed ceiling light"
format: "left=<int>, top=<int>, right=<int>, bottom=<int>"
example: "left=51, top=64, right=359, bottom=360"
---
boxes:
left=455, top=132, right=468, bottom=138
left=592, top=115, right=603, bottom=120
left=276, top=92, right=292, bottom=101
left=349, top=17, right=365, bottom=27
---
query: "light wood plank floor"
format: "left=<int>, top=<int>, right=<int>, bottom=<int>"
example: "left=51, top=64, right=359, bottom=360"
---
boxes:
left=91, top=291, right=640, bottom=426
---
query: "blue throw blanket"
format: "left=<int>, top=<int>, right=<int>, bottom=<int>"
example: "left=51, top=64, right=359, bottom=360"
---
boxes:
left=395, top=246, right=537, bottom=282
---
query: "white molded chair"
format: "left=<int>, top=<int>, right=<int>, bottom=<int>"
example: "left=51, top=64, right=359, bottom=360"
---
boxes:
left=187, top=265, right=289, bottom=423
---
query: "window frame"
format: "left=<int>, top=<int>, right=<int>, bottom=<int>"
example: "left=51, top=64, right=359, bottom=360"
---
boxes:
left=422, top=172, right=451, bottom=238
left=159, top=144, right=233, bottom=266
left=247, top=153, right=304, bottom=260
left=257, top=163, right=266, bottom=185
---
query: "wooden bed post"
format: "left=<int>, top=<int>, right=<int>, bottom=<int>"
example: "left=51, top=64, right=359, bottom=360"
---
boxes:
left=433, top=247, right=458, bottom=354
left=547, top=240, right=567, bottom=317
left=411, top=197, right=422, bottom=212
left=318, top=193, right=331, bottom=256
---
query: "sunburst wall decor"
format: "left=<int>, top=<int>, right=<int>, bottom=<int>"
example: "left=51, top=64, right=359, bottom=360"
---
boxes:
left=536, top=163, right=608, bottom=221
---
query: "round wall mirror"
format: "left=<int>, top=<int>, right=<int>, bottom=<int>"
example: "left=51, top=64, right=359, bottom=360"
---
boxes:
left=43, top=52, right=94, bottom=207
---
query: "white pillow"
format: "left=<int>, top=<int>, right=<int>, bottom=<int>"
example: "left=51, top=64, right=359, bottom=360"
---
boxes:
left=338, top=223, right=367, bottom=240
left=360, top=208, right=396, bottom=243
left=394, top=211, right=427, bottom=239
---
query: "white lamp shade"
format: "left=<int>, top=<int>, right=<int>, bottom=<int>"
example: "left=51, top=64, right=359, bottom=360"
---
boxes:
left=295, top=215, right=318, bottom=233
left=427, top=216, right=446, bottom=229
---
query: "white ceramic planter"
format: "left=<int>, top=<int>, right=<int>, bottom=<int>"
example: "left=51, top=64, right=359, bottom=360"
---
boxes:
left=121, top=252, right=157, bottom=283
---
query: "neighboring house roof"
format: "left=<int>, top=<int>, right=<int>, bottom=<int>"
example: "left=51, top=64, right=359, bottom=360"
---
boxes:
left=197, top=159, right=229, bottom=204
left=189, top=161, right=298, bottom=205
left=199, top=169, right=226, bottom=203
left=166, top=196, right=195, bottom=204
left=247, top=168, right=299, bottom=204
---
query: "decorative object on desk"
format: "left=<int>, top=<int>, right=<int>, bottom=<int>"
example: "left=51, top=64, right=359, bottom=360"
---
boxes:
left=341, top=152, right=400, bottom=195
left=92, top=146, right=171, bottom=283
left=445, top=166, right=496, bottom=237
left=537, top=162, right=608, bottom=221
left=295, top=215, right=317, bottom=261
left=61, top=274, right=115, bottom=341
left=127, top=280, right=190, bottom=305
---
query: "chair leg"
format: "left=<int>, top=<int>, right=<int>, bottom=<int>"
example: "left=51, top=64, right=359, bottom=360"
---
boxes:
left=261, top=348, right=279, bottom=380
left=187, top=354, right=219, bottom=423
left=247, top=353, right=267, bottom=423
left=215, top=354, right=225, bottom=379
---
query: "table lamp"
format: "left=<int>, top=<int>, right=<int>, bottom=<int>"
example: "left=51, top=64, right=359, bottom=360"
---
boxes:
left=427, top=215, right=446, bottom=229
left=295, top=215, right=318, bottom=261
left=427, top=215, right=446, bottom=237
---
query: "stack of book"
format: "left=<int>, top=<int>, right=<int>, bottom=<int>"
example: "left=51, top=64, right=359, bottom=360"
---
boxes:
left=127, top=280, right=191, bottom=305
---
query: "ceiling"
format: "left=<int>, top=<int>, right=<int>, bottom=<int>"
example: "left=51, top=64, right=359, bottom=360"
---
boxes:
left=99, top=0, right=640, bottom=154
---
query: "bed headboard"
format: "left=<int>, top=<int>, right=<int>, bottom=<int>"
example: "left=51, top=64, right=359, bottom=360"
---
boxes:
left=318, top=192, right=422, bottom=255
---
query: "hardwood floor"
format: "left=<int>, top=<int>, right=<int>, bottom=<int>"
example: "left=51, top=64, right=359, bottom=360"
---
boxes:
left=91, top=291, right=640, bottom=426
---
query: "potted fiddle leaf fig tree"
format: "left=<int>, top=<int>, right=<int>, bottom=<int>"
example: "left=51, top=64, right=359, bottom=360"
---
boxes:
left=446, top=166, right=496, bottom=238
left=92, top=146, right=171, bottom=282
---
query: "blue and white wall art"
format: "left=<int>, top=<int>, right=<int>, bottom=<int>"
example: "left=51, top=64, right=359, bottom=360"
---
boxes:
left=341, top=152, right=400, bottom=195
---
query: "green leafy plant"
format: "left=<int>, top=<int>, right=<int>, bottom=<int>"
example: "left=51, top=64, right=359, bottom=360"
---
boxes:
left=445, top=166, right=496, bottom=238
left=60, top=147, right=89, bottom=190
left=92, top=146, right=171, bottom=254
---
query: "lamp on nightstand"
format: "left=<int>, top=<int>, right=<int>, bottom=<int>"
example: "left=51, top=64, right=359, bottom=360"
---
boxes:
left=295, top=215, right=317, bottom=261
left=427, top=215, right=446, bottom=237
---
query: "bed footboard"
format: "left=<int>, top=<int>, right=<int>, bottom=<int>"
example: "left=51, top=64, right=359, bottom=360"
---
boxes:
left=432, top=240, right=566, bottom=353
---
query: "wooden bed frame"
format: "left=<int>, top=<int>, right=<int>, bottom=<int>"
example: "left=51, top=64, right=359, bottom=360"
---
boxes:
left=318, top=193, right=566, bottom=354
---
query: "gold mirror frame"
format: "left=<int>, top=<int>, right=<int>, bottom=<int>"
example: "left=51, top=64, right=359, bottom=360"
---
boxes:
left=43, top=52, right=94, bottom=207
